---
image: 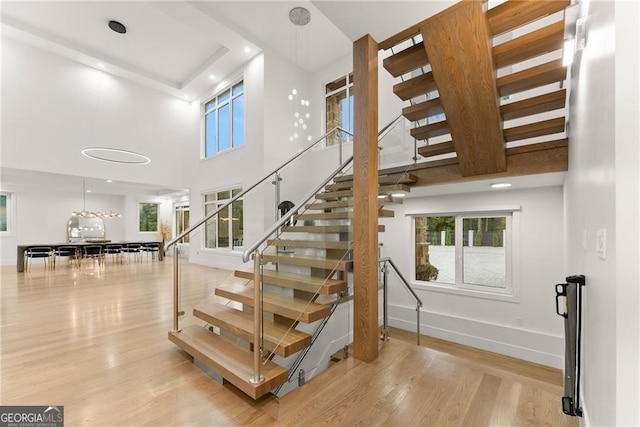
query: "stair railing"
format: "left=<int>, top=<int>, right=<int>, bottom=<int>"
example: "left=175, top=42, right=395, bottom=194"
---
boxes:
left=378, top=257, right=423, bottom=345
left=165, top=126, right=353, bottom=332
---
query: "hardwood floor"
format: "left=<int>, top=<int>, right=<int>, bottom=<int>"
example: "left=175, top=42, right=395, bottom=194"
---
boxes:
left=1, top=260, right=576, bottom=426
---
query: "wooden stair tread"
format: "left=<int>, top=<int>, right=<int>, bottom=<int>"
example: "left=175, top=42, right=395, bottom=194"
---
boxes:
left=326, top=174, right=417, bottom=191
left=281, top=224, right=384, bottom=233
left=402, top=98, right=444, bottom=122
left=235, top=267, right=348, bottom=295
left=266, top=239, right=352, bottom=252
left=497, top=59, right=566, bottom=98
left=410, top=120, right=450, bottom=141
left=501, top=90, right=566, bottom=121
left=194, top=303, right=312, bottom=358
left=383, top=42, right=429, bottom=77
left=168, top=325, right=287, bottom=399
left=262, top=254, right=352, bottom=271
left=305, top=200, right=352, bottom=210
left=504, top=117, right=566, bottom=142
left=215, top=283, right=331, bottom=323
left=493, top=20, right=564, bottom=69
left=488, top=0, right=570, bottom=37
left=393, top=72, right=437, bottom=101
left=417, top=141, right=456, bottom=158
left=296, top=209, right=394, bottom=219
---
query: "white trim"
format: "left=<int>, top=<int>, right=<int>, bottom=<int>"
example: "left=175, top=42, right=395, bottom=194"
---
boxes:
left=0, top=191, right=16, bottom=237
left=388, top=303, right=563, bottom=368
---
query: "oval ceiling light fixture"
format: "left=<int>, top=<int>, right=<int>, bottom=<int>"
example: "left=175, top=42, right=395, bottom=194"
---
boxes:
left=82, top=147, right=150, bottom=165
left=108, top=20, right=127, bottom=34
left=490, top=182, right=512, bottom=189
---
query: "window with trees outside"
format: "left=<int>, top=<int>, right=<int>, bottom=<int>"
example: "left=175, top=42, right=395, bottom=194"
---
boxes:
left=204, top=80, right=244, bottom=157
left=325, top=73, right=353, bottom=147
left=139, top=202, right=159, bottom=232
left=414, top=211, right=516, bottom=297
left=175, top=204, right=190, bottom=244
left=204, top=188, right=243, bottom=251
left=0, top=193, right=9, bottom=233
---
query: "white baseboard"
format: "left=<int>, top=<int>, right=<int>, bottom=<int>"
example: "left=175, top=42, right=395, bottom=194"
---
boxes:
left=388, top=303, right=564, bottom=369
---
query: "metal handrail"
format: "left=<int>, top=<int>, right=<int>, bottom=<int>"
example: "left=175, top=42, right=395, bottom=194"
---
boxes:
left=241, top=156, right=354, bottom=262
left=165, top=126, right=353, bottom=249
left=379, top=257, right=423, bottom=345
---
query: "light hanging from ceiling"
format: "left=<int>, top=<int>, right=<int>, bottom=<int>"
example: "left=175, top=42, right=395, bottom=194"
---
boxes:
left=72, top=179, right=122, bottom=218
left=82, top=19, right=151, bottom=166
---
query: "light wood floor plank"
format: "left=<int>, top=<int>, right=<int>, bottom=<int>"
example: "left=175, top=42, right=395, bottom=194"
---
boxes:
left=1, top=262, right=577, bottom=426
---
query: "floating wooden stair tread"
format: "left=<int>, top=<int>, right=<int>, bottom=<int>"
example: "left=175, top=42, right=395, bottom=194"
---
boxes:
left=402, top=98, right=444, bottom=122
left=487, top=0, right=570, bottom=37
left=295, top=209, right=395, bottom=221
left=266, top=238, right=352, bottom=251
left=504, top=117, right=566, bottom=142
left=418, top=141, right=456, bottom=158
left=497, top=59, right=566, bottom=98
left=194, top=303, right=312, bottom=358
left=261, top=254, right=352, bottom=271
left=394, top=72, right=437, bottom=101
left=281, top=224, right=384, bottom=233
left=327, top=174, right=417, bottom=190
left=493, top=20, right=565, bottom=69
left=305, top=200, right=352, bottom=210
left=215, top=283, right=331, bottom=323
left=383, top=42, right=429, bottom=77
left=501, top=90, right=566, bottom=121
left=235, top=267, right=347, bottom=295
left=410, top=120, right=450, bottom=141
left=168, top=325, right=287, bottom=399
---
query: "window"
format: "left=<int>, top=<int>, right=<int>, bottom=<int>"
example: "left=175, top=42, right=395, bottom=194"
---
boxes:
left=414, top=211, right=515, bottom=296
left=175, top=205, right=190, bottom=243
left=0, top=193, right=10, bottom=233
left=204, top=81, right=244, bottom=157
left=139, top=203, right=159, bottom=232
left=325, top=73, right=354, bottom=146
left=204, top=188, right=243, bottom=251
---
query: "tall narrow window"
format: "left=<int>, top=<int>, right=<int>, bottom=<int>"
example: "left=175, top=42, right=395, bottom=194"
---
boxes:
left=204, top=187, right=243, bottom=250
left=175, top=205, right=190, bottom=243
left=204, top=81, right=245, bottom=157
left=139, top=203, right=159, bottom=232
left=325, top=73, right=354, bottom=146
left=0, top=193, right=9, bottom=233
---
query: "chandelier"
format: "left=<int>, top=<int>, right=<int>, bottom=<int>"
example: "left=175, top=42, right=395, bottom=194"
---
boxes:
left=72, top=180, right=121, bottom=218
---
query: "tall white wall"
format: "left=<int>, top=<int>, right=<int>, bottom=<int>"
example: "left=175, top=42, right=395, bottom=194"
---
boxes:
left=384, top=186, right=566, bottom=367
left=564, top=1, right=640, bottom=425
left=1, top=37, right=198, bottom=187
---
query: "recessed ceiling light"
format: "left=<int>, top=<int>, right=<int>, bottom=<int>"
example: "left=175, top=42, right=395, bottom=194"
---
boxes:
left=391, top=193, right=406, bottom=198
left=491, top=182, right=512, bottom=189
left=86, top=189, right=92, bottom=193
left=244, top=46, right=251, bottom=53
left=209, top=74, right=215, bottom=80
left=97, top=63, right=105, bottom=69
left=106, top=179, right=113, bottom=183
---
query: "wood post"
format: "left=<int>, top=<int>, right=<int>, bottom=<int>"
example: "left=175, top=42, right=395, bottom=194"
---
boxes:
left=353, top=34, right=379, bottom=362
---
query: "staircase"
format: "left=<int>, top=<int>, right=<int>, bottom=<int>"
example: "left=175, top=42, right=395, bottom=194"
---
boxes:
left=380, top=0, right=571, bottom=180
left=168, top=171, right=416, bottom=399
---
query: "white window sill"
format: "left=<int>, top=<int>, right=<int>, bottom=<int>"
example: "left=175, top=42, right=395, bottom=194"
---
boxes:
left=412, top=280, right=520, bottom=303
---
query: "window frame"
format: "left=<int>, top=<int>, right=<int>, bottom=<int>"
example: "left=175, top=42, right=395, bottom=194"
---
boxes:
left=0, top=192, right=15, bottom=236
left=138, top=202, right=159, bottom=233
left=203, top=79, right=245, bottom=158
left=174, top=203, right=190, bottom=244
left=202, top=186, right=244, bottom=252
left=408, top=207, right=521, bottom=303
left=324, top=72, right=354, bottom=147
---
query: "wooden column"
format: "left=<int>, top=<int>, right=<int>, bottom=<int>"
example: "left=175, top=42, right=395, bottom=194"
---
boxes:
left=353, top=34, right=379, bottom=362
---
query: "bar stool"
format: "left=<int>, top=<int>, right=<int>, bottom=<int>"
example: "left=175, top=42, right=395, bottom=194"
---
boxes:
left=24, top=246, right=53, bottom=272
